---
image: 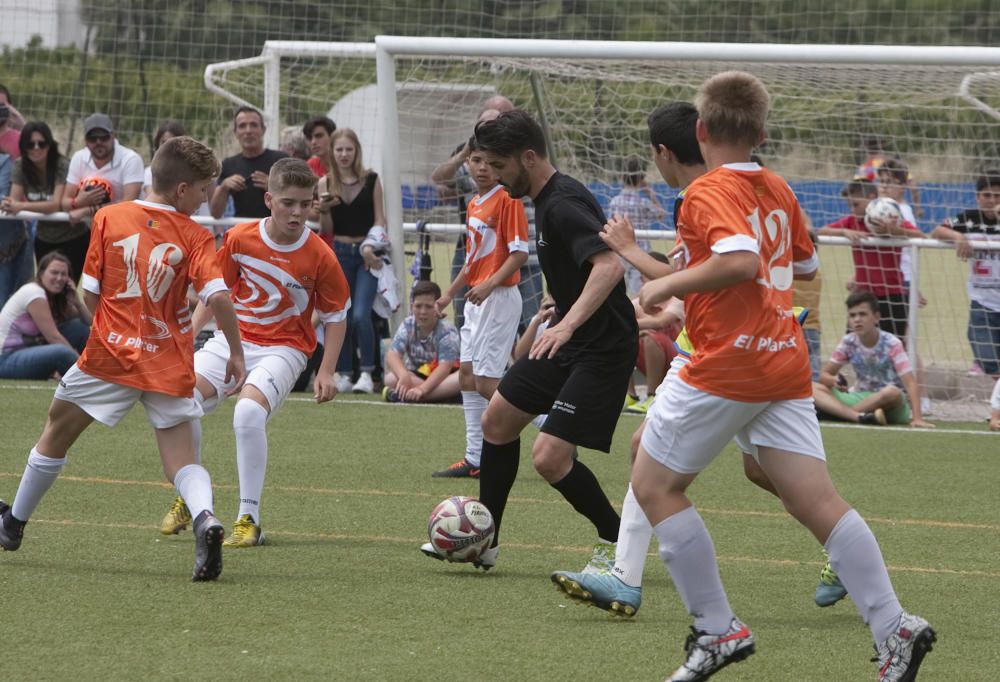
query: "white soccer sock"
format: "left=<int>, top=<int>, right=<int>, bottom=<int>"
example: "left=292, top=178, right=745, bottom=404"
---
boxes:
left=653, top=506, right=735, bottom=635
left=11, top=448, right=66, bottom=521
left=531, top=414, right=547, bottom=430
left=234, top=399, right=269, bottom=523
left=612, top=484, right=653, bottom=587
left=191, top=418, right=203, bottom=466
left=462, top=391, right=487, bottom=467
left=173, top=463, right=213, bottom=520
left=824, top=509, right=903, bottom=644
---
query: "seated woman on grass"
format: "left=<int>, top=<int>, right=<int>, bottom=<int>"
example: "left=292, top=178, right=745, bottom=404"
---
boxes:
left=0, top=251, right=90, bottom=380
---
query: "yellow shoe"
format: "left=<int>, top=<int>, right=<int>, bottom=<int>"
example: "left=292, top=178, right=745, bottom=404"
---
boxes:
left=160, top=496, right=192, bottom=535
left=222, top=514, right=266, bottom=548
left=623, top=394, right=640, bottom=411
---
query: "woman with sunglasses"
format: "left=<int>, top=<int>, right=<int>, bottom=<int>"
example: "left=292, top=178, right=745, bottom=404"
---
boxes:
left=1, top=123, right=87, bottom=280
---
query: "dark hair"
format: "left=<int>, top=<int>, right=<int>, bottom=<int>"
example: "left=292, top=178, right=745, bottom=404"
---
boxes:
left=0, top=83, right=11, bottom=104
left=234, top=106, right=264, bottom=126
left=877, top=158, right=908, bottom=184
left=411, top=280, right=441, bottom=300
left=648, top=251, right=671, bottom=265
left=846, top=290, right=879, bottom=314
left=467, top=135, right=483, bottom=153
left=474, top=110, right=547, bottom=158
left=647, top=102, right=703, bottom=166
left=975, top=170, right=1000, bottom=193
left=303, top=116, right=336, bottom=138
left=18, top=122, right=62, bottom=193
left=35, top=251, right=74, bottom=323
left=153, top=120, right=188, bottom=151
left=622, top=156, right=646, bottom=186
left=841, top=178, right=877, bottom=198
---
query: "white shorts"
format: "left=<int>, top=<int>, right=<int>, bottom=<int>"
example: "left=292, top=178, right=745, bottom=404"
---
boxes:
left=195, top=333, right=307, bottom=413
left=641, top=376, right=825, bottom=474
left=55, top=364, right=202, bottom=429
left=460, top=285, right=521, bottom=379
left=645, top=359, right=756, bottom=457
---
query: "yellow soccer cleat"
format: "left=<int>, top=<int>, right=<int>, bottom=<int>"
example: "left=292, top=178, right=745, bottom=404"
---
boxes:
left=222, top=514, right=266, bottom=548
left=160, top=496, right=192, bottom=535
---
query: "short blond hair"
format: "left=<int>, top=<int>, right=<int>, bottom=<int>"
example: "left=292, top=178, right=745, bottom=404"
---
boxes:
left=268, top=157, right=318, bottom=192
left=695, top=71, right=770, bottom=148
left=150, top=136, right=220, bottom=193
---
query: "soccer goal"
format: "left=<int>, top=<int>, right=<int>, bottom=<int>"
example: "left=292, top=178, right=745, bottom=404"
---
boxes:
left=206, top=38, right=1000, bottom=416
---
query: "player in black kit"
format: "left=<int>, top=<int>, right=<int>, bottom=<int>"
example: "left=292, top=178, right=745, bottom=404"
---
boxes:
left=462, top=110, right=638, bottom=572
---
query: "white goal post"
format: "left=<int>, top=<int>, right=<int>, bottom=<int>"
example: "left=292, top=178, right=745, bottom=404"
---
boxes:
left=202, top=37, right=1000, bottom=413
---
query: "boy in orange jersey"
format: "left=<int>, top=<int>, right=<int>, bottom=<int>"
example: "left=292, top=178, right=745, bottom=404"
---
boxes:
left=426, top=136, right=528, bottom=481
left=0, top=137, right=246, bottom=582
left=159, top=158, right=349, bottom=548
left=630, top=72, right=935, bottom=682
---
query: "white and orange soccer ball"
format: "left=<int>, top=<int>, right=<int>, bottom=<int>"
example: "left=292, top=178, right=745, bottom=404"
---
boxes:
left=864, top=196, right=902, bottom=232
left=427, top=496, right=495, bottom=563
left=80, top=176, right=113, bottom=206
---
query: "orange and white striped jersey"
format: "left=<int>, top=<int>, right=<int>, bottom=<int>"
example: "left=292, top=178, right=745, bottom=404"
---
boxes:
left=676, top=164, right=818, bottom=402
left=222, top=220, right=350, bottom=354
left=79, top=200, right=228, bottom=397
left=464, top=185, right=529, bottom=287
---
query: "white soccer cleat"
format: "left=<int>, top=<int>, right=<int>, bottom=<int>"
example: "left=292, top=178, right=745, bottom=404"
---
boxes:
left=874, top=611, right=936, bottom=682
left=666, top=618, right=756, bottom=681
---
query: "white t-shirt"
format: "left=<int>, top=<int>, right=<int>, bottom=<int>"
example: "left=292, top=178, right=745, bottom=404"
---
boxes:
left=66, top=141, right=145, bottom=204
left=0, top=282, right=46, bottom=353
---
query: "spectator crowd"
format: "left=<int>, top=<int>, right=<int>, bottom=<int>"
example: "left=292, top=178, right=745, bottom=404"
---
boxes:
left=0, top=82, right=997, bottom=431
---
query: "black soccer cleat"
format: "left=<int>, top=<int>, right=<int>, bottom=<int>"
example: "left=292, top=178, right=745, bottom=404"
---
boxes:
left=0, top=499, right=26, bottom=552
left=192, top=510, right=224, bottom=581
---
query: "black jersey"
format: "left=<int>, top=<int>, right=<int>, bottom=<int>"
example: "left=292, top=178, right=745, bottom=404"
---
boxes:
left=218, top=149, right=288, bottom=218
left=532, top=172, right=637, bottom=358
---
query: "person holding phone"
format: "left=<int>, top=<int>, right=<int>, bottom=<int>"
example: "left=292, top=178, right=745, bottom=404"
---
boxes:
left=0, top=251, right=90, bottom=379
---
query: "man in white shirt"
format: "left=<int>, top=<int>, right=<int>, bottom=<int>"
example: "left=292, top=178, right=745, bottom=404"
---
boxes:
left=62, top=113, right=144, bottom=222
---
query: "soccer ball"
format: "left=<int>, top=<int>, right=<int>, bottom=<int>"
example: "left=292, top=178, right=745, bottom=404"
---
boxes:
left=864, top=197, right=902, bottom=231
left=80, top=176, right=113, bottom=206
left=427, top=496, right=495, bottom=563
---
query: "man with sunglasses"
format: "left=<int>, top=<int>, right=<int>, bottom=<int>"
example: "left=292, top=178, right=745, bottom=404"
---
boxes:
left=63, top=113, right=144, bottom=220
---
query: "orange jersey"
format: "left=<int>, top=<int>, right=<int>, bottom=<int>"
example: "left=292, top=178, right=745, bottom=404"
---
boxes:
left=79, top=200, right=228, bottom=397
left=676, top=164, right=818, bottom=402
left=222, top=220, right=350, bottom=354
left=464, top=185, right=529, bottom=287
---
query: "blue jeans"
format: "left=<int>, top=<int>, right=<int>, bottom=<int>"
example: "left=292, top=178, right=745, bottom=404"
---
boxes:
left=450, top=237, right=467, bottom=329
left=0, top=318, right=90, bottom=380
left=0, top=227, right=34, bottom=307
left=333, top=241, right=378, bottom=374
left=968, top=300, right=1000, bottom=375
left=803, top=328, right=822, bottom=381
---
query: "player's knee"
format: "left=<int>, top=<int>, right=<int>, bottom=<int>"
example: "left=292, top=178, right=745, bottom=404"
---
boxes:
left=531, top=441, right=571, bottom=482
left=629, top=428, right=643, bottom=466
left=882, top=385, right=903, bottom=404
left=233, top=398, right=268, bottom=431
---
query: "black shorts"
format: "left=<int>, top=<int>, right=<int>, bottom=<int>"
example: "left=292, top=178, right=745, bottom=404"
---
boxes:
left=497, top=350, right=634, bottom=452
left=878, top=294, right=909, bottom=338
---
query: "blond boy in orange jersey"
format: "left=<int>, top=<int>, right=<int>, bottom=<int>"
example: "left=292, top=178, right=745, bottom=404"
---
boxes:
left=427, top=136, right=528, bottom=481
left=631, top=72, right=935, bottom=681
left=0, top=137, right=246, bottom=581
left=159, top=158, right=350, bottom=548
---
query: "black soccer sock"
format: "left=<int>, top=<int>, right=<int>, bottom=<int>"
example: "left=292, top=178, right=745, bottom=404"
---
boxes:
left=478, top=437, right=520, bottom=547
left=550, top=460, right=621, bottom=543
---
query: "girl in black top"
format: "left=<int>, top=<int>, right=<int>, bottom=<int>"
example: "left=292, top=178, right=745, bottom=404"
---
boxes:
left=316, top=128, right=387, bottom=394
